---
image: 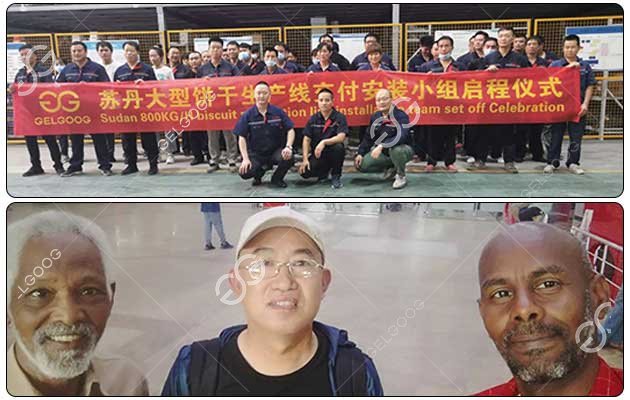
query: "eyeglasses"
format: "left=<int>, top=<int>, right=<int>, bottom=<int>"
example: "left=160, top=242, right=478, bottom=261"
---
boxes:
left=240, top=258, right=324, bottom=280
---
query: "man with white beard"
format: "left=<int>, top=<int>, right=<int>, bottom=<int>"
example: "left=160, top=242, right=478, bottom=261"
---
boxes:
left=7, top=211, right=148, bottom=396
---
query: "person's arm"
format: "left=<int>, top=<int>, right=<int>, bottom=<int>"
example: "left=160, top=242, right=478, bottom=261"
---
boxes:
left=299, top=135, right=312, bottom=174
left=238, top=136, right=252, bottom=174
left=580, top=84, right=595, bottom=118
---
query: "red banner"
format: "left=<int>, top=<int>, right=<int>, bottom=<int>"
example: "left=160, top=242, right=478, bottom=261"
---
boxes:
left=12, top=68, right=580, bottom=136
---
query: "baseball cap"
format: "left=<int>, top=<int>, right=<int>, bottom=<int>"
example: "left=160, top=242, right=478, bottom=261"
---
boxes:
left=236, top=206, right=325, bottom=262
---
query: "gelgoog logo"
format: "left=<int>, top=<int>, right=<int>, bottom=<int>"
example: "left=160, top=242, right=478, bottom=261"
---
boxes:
left=215, top=254, right=265, bottom=306
left=39, top=90, right=80, bottom=113
left=575, top=302, right=612, bottom=353
left=368, top=96, right=421, bottom=148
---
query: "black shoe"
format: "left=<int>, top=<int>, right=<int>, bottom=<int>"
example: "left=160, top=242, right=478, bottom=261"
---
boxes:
left=190, top=158, right=204, bottom=166
left=183, top=150, right=191, bottom=157
left=204, top=243, right=215, bottom=250
left=552, top=159, right=561, bottom=169
left=22, top=166, right=45, bottom=177
left=271, top=179, right=288, bottom=188
left=148, top=165, right=158, bottom=175
left=100, top=168, right=113, bottom=176
left=121, top=165, right=139, bottom=175
left=220, top=241, right=234, bottom=249
left=61, top=167, right=83, bottom=177
left=54, top=166, right=65, bottom=175
left=252, top=177, right=263, bottom=186
left=331, top=175, right=343, bottom=189
left=207, top=163, right=219, bottom=173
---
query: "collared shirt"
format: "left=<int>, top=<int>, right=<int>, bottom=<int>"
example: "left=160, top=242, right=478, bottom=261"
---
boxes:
left=233, top=104, right=294, bottom=156
left=14, top=62, right=54, bottom=84
left=57, top=58, right=110, bottom=83
left=303, top=108, right=348, bottom=150
left=197, top=59, right=240, bottom=78
left=527, top=56, right=549, bottom=68
left=259, top=66, right=288, bottom=75
left=474, top=357, right=623, bottom=396
left=358, top=106, right=410, bottom=156
left=483, top=49, right=529, bottom=69
left=170, top=62, right=195, bottom=79
left=550, top=57, right=597, bottom=101
left=305, top=63, right=340, bottom=73
left=277, top=60, right=301, bottom=73
left=240, top=60, right=265, bottom=76
left=7, top=343, right=149, bottom=396
left=352, top=52, right=397, bottom=71
left=114, top=62, right=156, bottom=81
left=418, top=59, right=466, bottom=73
left=357, top=62, right=393, bottom=71
left=456, top=51, right=482, bottom=70
left=101, top=60, right=122, bottom=81
left=408, top=54, right=432, bottom=72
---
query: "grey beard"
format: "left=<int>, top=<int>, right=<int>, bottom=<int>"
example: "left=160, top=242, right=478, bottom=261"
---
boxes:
left=13, top=322, right=98, bottom=380
left=499, top=292, right=595, bottom=384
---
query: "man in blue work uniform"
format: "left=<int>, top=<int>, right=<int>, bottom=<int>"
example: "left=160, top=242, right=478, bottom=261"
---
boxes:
left=12, top=44, right=64, bottom=177
left=418, top=36, right=466, bottom=173
left=198, top=37, right=241, bottom=174
left=456, top=31, right=488, bottom=70
left=299, top=88, right=348, bottom=189
left=351, top=33, right=397, bottom=70
left=113, top=41, right=159, bottom=175
left=274, top=42, right=301, bottom=73
left=407, top=35, right=434, bottom=72
left=238, top=43, right=265, bottom=75
left=167, top=46, right=195, bottom=155
left=234, top=81, right=296, bottom=188
left=259, top=48, right=288, bottom=75
left=545, top=34, right=596, bottom=175
left=56, top=41, right=113, bottom=177
left=482, top=26, right=529, bottom=173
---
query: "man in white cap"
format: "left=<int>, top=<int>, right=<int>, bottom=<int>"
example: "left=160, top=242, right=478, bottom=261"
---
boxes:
left=162, top=206, right=383, bottom=396
left=7, top=211, right=148, bottom=396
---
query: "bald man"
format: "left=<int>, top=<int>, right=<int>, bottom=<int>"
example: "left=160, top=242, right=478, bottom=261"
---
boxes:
left=475, top=223, right=622, bottom=396
left=355, top=89, right=413, bottom=190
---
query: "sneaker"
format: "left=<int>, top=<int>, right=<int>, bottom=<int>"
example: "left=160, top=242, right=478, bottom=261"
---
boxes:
left=61, top=167, right=83, bottom=177
left=61, top=155, right=70, bottom=163
left=504, top=162, right=518, bottom=174
left=383, top=167, right=397, bottom=180
left=148, top=165, right=159, bottom=175
left=121, top=165, right=139, bottom=175
left=22, top=166, right=45, bottom=177
left=207, top=163, right=219, bottom=173
left=392, top=174, right=407, bottom=189
left=331, top=175, right=343, bottom=189
left=498, top=157, right=505, bottom=164
left=228, top=163, right=238, bottom=173
left=100, top=168, right=113, bottom=176
left=543, top=164, right=555, bottom=174
left=552, top=159, right=561, bottom=169
left=204, top=243, right=215, bottom=250
left=467, top=160, right=486, bottom=170
left=166, top=155, right=175, bottom=164
left=424, top=164, right=434, bottom=173
left=220, top=241, right=234, bottom=249
left=568, top=163, right=584, bottom=175
left=446, top=164, right=458, bottom=173
left=252, top=177, right=263, bottom=186
left=54, top=166, right=65, bottom=175
left=466, top=156, right=475, bottom=164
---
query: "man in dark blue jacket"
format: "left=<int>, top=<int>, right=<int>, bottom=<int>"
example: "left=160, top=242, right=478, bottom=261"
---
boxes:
left=56, top=41, right=113, bottom=177
left=162, top=207, right=383, bottom=396
left=355, top=89, right=413, bottom=190
left=12, top=44, right=64, bottom=177
left=113, top=41, right=159, bottom=175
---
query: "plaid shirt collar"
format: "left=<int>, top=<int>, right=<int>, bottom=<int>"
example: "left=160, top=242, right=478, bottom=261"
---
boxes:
left=475, top=357, right=623, bottom=396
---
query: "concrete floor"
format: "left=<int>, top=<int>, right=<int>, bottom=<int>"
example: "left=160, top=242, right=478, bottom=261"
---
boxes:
left=6, top=203, right=622, bottom=395
left=7, top=140, right=623, bottom=197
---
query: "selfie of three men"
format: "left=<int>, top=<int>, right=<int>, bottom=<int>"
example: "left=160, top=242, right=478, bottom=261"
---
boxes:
left=6, top=202, right=623, bottom=396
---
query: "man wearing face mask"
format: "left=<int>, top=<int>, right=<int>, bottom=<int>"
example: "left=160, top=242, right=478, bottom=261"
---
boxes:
left=273, top=42, right=300, bottom=73
left=259, top=47, right=288, bottom=75
left=237, top=43, right=264, bottom=75
left=162, top=207, right=383, bottom=396
left=418, top=36, right=466, bottom=173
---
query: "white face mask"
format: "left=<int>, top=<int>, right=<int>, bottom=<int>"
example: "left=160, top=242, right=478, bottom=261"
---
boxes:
left=312, top=58, right=319, bottom=65
left=484, top=48, right=497, bottom=57
left=251, top=54, right=259, bottom=61
left=277, top=52, right=285, bottom=62
left=438, top=52, right=452, bottom=61
left=238, top=51, right=250, bottom=62
left=265, top=59, right=276, bottom=68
